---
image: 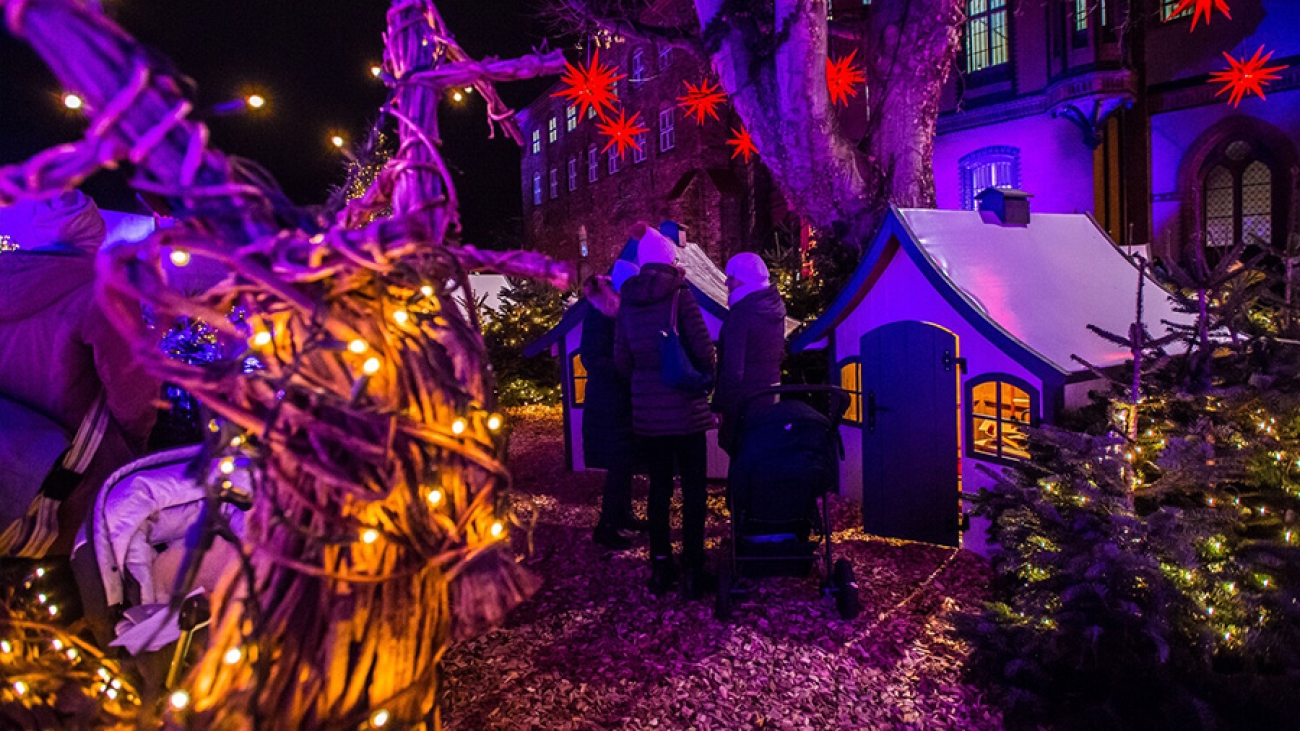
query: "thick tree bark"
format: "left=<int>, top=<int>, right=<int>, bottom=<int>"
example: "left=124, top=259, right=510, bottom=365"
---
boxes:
left=693, top=0, right=962, bottom=242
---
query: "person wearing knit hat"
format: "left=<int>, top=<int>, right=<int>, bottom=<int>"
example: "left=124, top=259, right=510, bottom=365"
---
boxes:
left=581, top=263, right=647, bottom=549
left=0, top=190, right=160, bottom=556
left=715, top=252, right=787, bottom=455
left=615, top=224, right=717, bottom=599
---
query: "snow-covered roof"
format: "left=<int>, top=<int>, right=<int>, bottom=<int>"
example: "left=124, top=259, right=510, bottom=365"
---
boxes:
left=793, top=207, right=1192, bottom=374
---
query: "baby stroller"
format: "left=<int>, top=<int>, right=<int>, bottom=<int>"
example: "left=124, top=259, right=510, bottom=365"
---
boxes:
left=71, top=445, right=249, bottom=696
left=715, top=385, right=860, bottom=620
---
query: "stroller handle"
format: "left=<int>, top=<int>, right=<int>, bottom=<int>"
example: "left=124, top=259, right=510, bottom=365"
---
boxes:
left=739, top=384, right=851, bottom=431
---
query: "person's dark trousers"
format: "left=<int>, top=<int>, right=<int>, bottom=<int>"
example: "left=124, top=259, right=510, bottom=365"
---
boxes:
left=644, top=432, right=708, bottom=567
left=596, top=457, right=635, bottom=529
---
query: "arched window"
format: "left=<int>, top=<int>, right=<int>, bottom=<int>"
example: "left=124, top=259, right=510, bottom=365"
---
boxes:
left=966, top=374, right=1037, bottom=461
left=837, top=358, right=862, bottom=426
left=959, top=146, right=1021, bottom=211
left=571, top=352, right=587, bottom=407
left=1201, top=138, right=1280, bottom=262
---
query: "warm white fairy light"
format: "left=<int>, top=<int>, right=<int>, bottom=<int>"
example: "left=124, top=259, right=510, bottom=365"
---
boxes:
left=392, top=310, right=409, bottom=325
left=66, top=648, right=78, bottom=661
left=34, top=567, right=45, bottom=578
left=37, top=593, right=46, bottom=604
left=451, top=418, right=466, bottom=435
left=208, top=419, right=220, bottom=433
left=169, top=249, right=191, bottom=267
left=169, top=689, right=191, bottom=710
left=246, top=94, right=265, bottom=109
left=362, top=357, right=381, bottom=375
left=486, top=413, right=503, bottom=432
left=224, top=646, right=242, bottom=664
left=13, top=681, right=27, bottom=696
left=251, top=330, right=272, bottom=348
left=420, top=285, right=433, bottom=297
left=63, top=93, right=82, bottom=110
left=427, top=489, right=443, bottom=506
left=48, top=605, right=59, bottom=616
left=370, top=65, right=383, bottom=77
left=361, top=528, right=379, bottom=544
left=0, top=641, right=11, bottom=654
left=52, top=639, right=63, bottom=651
left=106, top=687, right=119, bottom=700
left=371, top=709, right=391, bottom=728
left=349, top=339, right=369, bottom=354
left=490, top=521, right=504, bottom=538
left=331, top=135, right=345, bottom=148
left=219, top=457, right=236, bottom=475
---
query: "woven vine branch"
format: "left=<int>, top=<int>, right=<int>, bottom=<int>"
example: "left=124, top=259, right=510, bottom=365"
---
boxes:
left=1, top=0, right=569, bottom=728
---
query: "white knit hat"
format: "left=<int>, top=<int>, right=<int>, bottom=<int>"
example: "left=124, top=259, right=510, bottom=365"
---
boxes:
left=635, top=224, right=678, bottom=268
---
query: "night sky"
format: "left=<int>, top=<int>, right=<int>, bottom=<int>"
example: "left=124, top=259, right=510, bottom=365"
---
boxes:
left=0, top=0, right=558, bottom=245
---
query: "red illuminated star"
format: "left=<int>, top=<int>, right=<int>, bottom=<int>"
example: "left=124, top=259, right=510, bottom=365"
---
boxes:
left=551, top=48, right=624, bottom=121
left=1166, top=0, right=1231, bottom=31
left=826, top=50, right=867, bottom=107
left=727, top=127, right=757, bottom=163
left=677, top=78, right=727, bottom=124
left=597, top=109, right=649, bottom=157
left=1209, top=46, right=1286, bottom=107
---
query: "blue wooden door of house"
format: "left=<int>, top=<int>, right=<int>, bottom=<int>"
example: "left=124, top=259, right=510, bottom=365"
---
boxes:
left=860, top=321, right=960, bottom=546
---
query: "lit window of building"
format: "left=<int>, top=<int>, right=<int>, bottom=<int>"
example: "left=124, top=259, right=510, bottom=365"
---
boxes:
left=548, top=116, right=558, bottom=144
left=566, top=105, right=577, bottom=131
left=967, top=375, right=1036, bottom=461
left=958, top=146, right=1020, bottom=210
left=531, top=129, right=540, bottom=154
left=964, top=0, right=1009, bottom=74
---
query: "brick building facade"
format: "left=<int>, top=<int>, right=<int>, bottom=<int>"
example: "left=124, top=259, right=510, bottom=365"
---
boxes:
left=517, top=39, right=772, bottom=276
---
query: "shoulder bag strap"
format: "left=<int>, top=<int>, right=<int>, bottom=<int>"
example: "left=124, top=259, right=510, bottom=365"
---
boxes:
left=668, top=288, right=681, bottom=335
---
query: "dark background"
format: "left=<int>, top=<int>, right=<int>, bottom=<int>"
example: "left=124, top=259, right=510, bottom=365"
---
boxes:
left=0, top=0, right=559, bottom=245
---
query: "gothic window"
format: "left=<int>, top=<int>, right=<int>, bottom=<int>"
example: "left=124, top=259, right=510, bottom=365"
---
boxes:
left=967, top=375, right=1037, bottom=461
left=959, top=146, right=1021, bottom=211
left=1202, top=138, right=1277, bottom=259
left=964, top=0, right=1009, bottom=74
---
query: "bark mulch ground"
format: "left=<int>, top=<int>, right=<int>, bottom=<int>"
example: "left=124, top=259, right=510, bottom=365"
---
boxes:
left=439, top=406, right=1004, bottom=731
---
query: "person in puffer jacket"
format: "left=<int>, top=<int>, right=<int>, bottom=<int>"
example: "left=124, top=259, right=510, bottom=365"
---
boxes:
left=614, top=223, right=716, bottom=598
left=714, top=253, right=787, bottom=454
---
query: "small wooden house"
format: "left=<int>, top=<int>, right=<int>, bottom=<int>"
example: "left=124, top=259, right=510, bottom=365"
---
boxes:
left=526, top=223, right=797, bottom=479
left=790, top=200, right=1191, bottom=550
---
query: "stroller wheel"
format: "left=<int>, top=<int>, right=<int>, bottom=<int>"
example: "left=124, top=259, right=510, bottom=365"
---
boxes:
left=832, top=558, right=860, bottom=620
left=714, top=566, right=734, bottom=621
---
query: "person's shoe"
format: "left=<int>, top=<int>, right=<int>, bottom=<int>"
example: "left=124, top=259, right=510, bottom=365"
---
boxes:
left=680, top=565, right=715, bottom=601
left=593, top=524, right=632, bottom=550
left=648, top=557, right=677, bottom=596
left=615, top=513, right=649, bottom=532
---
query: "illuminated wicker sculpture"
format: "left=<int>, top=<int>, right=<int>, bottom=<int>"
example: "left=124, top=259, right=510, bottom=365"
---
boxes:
left=1, top=1, right=567, bottom=727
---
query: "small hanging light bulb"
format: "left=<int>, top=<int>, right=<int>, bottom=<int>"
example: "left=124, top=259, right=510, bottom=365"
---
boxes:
left=427, top=489, right=443, bottom=506
left=420, top=285, right=434, bottom=297
left=349, top=339, right=369, bottom=354
left=246, top=94, right=265, bottom=109
left=1, top=640, right=11, bottom=654
left=361, top=528, right=380, bottom=544
left=63, top=93, right=83, bottom=110
left=251, top=330, right=272, bottom=348
left=371, top=65, right=383, bottom=77
left=34, top=567, right=45, bottom=578
left=219, top=457, right=236, bottom=475
left=230, top=435, right=244, bottom=448
left=66, top=647, right=78, bottom=661
left=208, top=419, right=220, bottom=433
left=48, top=605, right=59, bottom=616
left=490, top=521, right=504, bottom=538
left=169, top=249, right=191, bottom=267
left=487, top=413, right=503, bottom=432
left=37, top=593, right=47, bottom=604
left=52, top=639, right=63, bottom=651
left=363, top=357, right=381, bottom=375
left=13, top=681, right=27, bottom=696
left=106, top=687, right=119, bottom=700
left=451, top=418, right=467, bottom=435
left=224, top=646, right=243, bottom=664
left=169, top=689, right=191, bottom=710
left=330, top=135, right=345, bottom=148
left=371, top=709, right=391, bottom=728
left=393, top=310, right=409, bottom=325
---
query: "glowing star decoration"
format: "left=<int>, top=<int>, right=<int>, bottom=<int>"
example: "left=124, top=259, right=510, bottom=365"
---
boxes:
left=597, top=109, right=649, bottom=157
left=727, top=127, right=757, bottom=163
left=551, top=48, right=624, bottom=121
left=677, top=79, right=727, bottom=124
left=1166, top=0, right=1231, bottom=31
left=826, top=51, right=867, bottom=107
left=1209, top=46, right=1286, bottom=107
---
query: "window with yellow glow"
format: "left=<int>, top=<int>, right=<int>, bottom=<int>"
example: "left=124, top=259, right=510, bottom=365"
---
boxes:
left=838, top=359, right=862, bottom=425
left=967, top=375, right=1036, bottom=461
left=571, top=352, right=587, bottom=407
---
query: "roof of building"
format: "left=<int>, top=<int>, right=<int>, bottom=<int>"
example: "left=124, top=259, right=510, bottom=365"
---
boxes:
left=524, top=222, right=799, bottom=358
left=791, top=207, right=1193, bottom=377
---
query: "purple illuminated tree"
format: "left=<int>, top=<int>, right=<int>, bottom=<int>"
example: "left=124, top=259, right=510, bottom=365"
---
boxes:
left=549, top=0, right=965, bottom=242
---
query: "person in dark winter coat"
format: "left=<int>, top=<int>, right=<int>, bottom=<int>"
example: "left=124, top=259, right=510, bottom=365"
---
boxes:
left=615, top=224, right=716, bottom=598
left=715, top=253, right=786, bottom=454
left=581, top=261, right=646, bottom=549
left=0, top=191, right=160, bottom=555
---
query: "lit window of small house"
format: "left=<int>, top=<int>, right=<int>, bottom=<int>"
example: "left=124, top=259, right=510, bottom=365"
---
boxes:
left=632, top=132, right=648, bottom=163
left=964, top=0, right=1009, bottom=74
left=571, top=353, right=587, bottom=407
left=967, top=375, right=1036, bottom=461
left=588, top=145, right=599, bottom=182
left=531, top=129, right=540, bottom=154
left=837, top=359, right=862, bottom=425
left=608, top=146, right=620, bottom=174
left=548, top=116, right=558, bottom=144
left=959, top=146, right=1020, bottom=211
left=567, top=157, right=578, bottom=191
left=659, top=108, right=675, bottom=152
left=631, top=49, right=645, bottom=87
left=566, top=104, right=577, bottom=132
left=1162, top=0, right=1192, bottom=20
left=532, top=173, right=542, bottom=205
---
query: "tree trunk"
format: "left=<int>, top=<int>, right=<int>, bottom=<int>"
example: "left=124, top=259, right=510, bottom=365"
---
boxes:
left=693, top=0, right=963, bottom=243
